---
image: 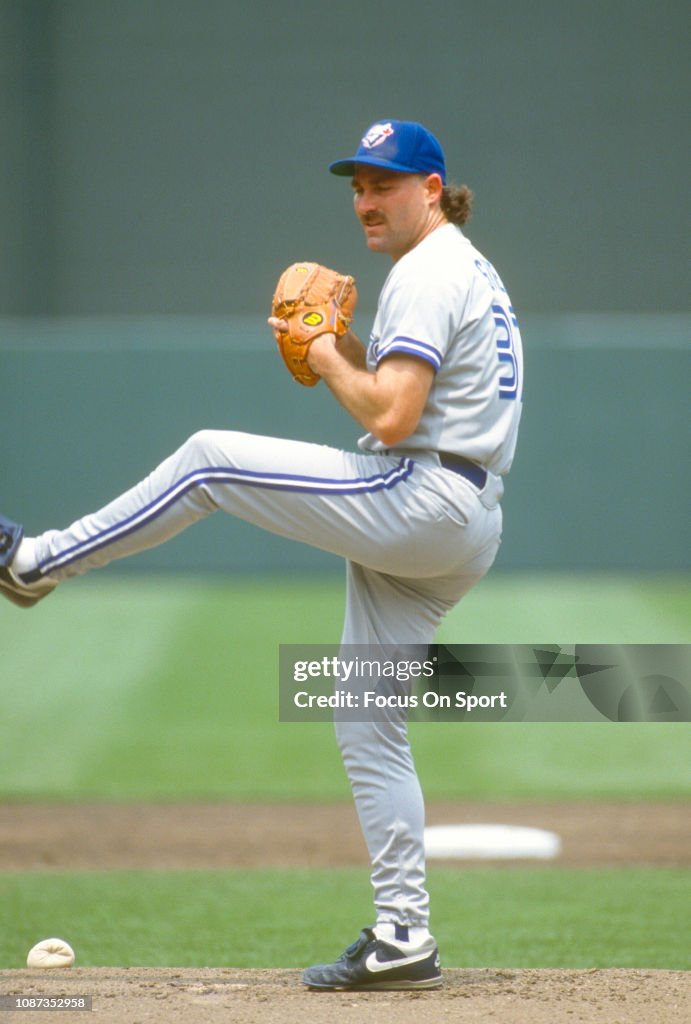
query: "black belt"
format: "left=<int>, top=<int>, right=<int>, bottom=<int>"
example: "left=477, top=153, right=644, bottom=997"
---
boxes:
left=438, top=452, right=487, bottom=490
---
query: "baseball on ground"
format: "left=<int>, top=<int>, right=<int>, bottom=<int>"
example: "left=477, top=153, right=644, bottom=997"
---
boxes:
left=26, top=938, right=75, bottom=968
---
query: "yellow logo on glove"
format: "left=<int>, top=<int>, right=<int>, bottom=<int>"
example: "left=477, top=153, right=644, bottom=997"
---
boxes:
left=302, top=312, right=325, bottom=327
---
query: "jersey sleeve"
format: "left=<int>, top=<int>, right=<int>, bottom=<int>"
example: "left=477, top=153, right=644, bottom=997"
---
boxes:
left=370, top=263, right=465, bottom=373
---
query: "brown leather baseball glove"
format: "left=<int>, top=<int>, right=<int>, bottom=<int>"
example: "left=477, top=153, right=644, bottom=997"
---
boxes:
left=271, top=262, right=357, bottom=386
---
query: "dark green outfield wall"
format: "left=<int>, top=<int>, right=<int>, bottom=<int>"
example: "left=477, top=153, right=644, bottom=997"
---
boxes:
left=1, top=1, right=688, bottom=571
left=1, top=315, right=688, bottom=571
left=2, top=0, right=688, bottom=316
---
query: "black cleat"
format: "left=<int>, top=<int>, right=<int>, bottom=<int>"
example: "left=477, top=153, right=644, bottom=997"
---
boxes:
left=302, top=927, right=442, bottom=990
left=0, top=564, right=56, bottom=608
left=0, top=515, right=24, bottom=566
left=0, top=515, right=55, bottom=609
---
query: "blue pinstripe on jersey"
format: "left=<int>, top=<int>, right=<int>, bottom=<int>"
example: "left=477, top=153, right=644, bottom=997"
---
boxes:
left=374, top=336, right=442, bottom=370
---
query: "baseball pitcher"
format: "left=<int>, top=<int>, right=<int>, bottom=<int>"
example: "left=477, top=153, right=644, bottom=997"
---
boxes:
left=1, top=119, right=523, bottom=990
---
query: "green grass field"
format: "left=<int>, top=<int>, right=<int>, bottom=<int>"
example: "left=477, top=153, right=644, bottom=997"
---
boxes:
left=0, top=572, right=689, bottom=801
left=1, top=867, right=688, bottom=970
left=1, top=572, right=689, bottom=970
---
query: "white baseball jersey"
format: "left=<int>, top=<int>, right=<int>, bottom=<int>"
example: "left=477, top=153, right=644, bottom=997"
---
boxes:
left=359, top=223, right=523, bottom=476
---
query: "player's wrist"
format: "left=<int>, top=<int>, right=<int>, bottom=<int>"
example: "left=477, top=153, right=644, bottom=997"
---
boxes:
left=306, top=333, right=338, bottom=374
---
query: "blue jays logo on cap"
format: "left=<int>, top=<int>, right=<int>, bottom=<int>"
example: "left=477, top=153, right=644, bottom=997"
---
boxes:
left=362, top=122, right=395, bottom=149
left=329, top=119, right=447, bottom=183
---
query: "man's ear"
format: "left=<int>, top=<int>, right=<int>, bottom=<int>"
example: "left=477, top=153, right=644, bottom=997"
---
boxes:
left=424, top=173, right=444, bottom=204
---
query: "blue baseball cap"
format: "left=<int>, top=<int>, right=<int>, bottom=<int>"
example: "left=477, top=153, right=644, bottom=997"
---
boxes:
left=329, top=120, right=447, bottom=183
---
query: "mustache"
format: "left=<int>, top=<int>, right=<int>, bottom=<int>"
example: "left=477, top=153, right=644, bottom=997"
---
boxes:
left=361, top=213, right=385, bottom=226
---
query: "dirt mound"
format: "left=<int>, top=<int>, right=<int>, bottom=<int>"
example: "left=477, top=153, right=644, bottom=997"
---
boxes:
left=1, top=966, right=688, bottom=1023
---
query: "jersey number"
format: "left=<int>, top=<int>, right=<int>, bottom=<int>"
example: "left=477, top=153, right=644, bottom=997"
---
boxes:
left=492, top=303, right=521, bottom=401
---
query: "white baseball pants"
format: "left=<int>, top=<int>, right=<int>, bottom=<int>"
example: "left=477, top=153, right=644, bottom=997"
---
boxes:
left=31, top=429, right=504, bottom=927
